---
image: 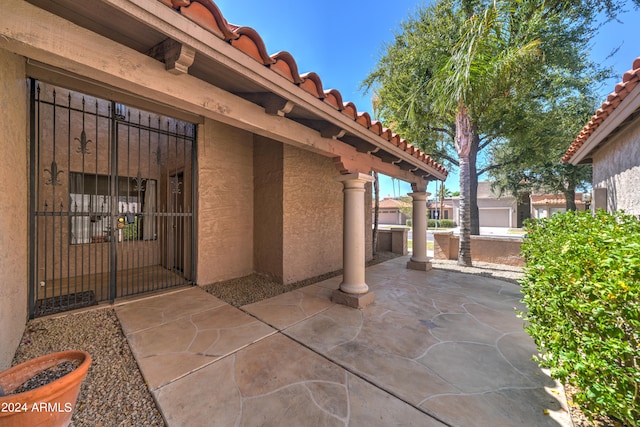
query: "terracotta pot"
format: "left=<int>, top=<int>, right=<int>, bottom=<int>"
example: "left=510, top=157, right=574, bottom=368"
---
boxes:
left=0, top=350, right=91, bottom=427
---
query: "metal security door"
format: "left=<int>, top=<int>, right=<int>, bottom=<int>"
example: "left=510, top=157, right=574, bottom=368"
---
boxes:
left=29, top=80, right=196, bottom=318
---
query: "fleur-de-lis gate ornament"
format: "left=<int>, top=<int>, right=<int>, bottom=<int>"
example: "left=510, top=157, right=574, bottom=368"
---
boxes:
left=44, top=161, right=64, bottom=186
left=75, top=129, right=92, bottom=154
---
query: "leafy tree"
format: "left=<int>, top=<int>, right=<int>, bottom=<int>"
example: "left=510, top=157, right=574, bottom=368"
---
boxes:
left=363, top=0, right=630, bottom=265
left=397, top=196, right=413, bottom=219
left=366, top=0, right=543, bottom=265
left=486, top=39, right=600, bottom=208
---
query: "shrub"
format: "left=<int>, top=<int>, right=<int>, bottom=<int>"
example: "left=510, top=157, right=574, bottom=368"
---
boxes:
left=439, top=219, right=456, bottom=228
left=427, top=219, right=456, bottom=228
left=519, top=210, right=640, bottom=426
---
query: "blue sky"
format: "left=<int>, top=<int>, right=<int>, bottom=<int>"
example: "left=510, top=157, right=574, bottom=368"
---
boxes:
left=215, top=0, right=640, bottom=198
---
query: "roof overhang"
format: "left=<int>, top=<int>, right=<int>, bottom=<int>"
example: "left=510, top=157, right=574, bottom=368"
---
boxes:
left=567, top=88, right=640, bottom=165
left=19, top=0, right=447, bottom=183
left=563, top=58, right=640, bottom=165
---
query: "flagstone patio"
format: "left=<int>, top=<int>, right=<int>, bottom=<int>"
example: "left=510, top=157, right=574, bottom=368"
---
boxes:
left=115, top=256, right=572, bottom=426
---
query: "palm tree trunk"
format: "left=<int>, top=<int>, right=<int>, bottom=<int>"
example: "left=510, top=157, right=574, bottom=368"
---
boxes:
left=456, top=104, right=473, bottom=266
left=458, top=155, right=472, bottom=266
left=469, top=132, right=480, bottom=235
left=372, top=171, right=380, bottom=255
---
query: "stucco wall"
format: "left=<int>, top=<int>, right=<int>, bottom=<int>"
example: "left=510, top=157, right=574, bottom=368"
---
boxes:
left=282, top=145, right=344, bottom=283
left=0, top=50, right=28, bottom=370
left=254, top=136, right=284, bottom=279
left=592, top=120, right=640, bottom=216
left=433, top=232, right=524, bottom=267
left=196, top=119, right=254, bottom=284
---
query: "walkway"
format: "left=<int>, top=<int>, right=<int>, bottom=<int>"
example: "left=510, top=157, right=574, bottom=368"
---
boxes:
left=115, top=256, right=572, bottom=426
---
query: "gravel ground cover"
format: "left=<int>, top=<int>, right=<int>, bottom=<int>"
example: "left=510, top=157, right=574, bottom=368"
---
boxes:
left=204, top=251, right=400, bottom=307
left=12, top=308, right=165, bottom=427
left=9, top=252, right=619, bottom=426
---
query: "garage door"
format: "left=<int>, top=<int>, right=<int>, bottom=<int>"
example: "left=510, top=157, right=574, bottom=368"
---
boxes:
left=479, top=208, right=510, bottom=227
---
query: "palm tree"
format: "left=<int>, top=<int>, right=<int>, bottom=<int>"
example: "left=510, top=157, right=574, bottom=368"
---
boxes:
left=428, top=3, right=541, bottom=265
left=372, top=171, right=380, bottom=255
left=439, top=185, right=452, bottom=223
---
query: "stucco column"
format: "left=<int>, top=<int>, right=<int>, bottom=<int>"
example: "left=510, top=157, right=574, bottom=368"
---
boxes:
left=407, top=191, right=432, bottom=271
left=332, top=173, right=376, bottom=308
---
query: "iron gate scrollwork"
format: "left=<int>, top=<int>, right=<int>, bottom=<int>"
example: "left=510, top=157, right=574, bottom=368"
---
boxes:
left=29, top=79, right=196, bottom=318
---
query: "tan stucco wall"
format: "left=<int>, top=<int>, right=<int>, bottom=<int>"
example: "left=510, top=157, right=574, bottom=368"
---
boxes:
left=0, top=49, right=28, bottom=369
left=196, top=119, right=254, bottom=284
left=282, top=145, right=344, bottom=283
left=433, top=232, right=524, bottom=267
left=254, top=136, right=283, bottom=279
left=592, top=120, right=640, bottom=216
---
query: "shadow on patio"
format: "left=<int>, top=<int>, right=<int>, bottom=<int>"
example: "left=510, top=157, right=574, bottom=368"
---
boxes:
left=115, top=256, right=571, bottom=426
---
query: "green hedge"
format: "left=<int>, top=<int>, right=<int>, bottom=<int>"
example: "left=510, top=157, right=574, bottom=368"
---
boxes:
left=427, top=219, right=456, bottom=228
left=519, top=210, right=640, bottom=426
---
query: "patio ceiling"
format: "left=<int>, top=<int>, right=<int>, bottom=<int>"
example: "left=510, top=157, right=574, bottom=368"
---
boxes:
left=26, top=0, right=447, bottom=183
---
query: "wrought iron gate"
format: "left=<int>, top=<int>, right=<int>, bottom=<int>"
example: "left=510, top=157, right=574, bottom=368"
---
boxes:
left=29, top=80, right=196, bottom=318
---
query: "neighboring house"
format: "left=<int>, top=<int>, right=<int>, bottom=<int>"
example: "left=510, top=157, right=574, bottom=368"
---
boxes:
left=427, top=199, right=454, bottom=222
left=563, top=57, right=640, bottom=216
left=0, top=0, right=447, bottom=368
left=373, top=197, right=411, bottom=225
left=530, top=193, right=587, bottom=219
left=451, top=181, right=531, bottom=228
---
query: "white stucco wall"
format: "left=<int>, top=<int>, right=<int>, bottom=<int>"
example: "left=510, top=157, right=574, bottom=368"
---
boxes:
left=592, top=120, right=640, bottom=216
left=0, top=49, right=28, bottom=369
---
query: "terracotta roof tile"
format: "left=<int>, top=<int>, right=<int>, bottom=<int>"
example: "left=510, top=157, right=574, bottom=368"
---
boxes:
left=270, top=51, right=304, bottom=84
left=563, top=56, right=640, bottom=163
left=183, top=0, right=237, bottom=40
left=369, top=120, right=383, bottom=135
left=530, top=193, right=585, bottom=206
left=380, top=128, right=392, bottom=140
left=356, top=111, right=372, bottom=128
left=323, top=89, right=344, bottom=110
left=342, top=102, right=357, bottom=120
left=377, top=197, right=411, bottom=208
left=298, top=72, right=325, bottom=99
left=159, top=0, right=447, bottom=177
left=231, top=27, right=274, bottom=64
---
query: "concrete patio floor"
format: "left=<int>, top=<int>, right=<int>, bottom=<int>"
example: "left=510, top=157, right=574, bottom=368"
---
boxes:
left=115, top=256, right=572, bottom=427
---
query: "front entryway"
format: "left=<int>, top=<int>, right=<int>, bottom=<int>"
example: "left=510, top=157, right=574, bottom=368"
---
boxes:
left=29, top=80, right=196, bottom=317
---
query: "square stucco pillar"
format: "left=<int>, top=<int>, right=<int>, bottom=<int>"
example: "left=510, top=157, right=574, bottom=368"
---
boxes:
left=332, top=172, right=375, bottom=308
left=407, top=191, right=432, bottom=271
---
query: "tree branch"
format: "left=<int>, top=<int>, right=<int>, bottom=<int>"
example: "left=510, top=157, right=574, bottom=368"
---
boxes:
left=427, top=126, right=455, bottom=139
left=478, top=160, right=516, bottom=176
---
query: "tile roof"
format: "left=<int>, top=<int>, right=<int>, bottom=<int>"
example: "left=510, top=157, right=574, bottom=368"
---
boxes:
left=530, top=194, right=585, bottom=206
left=158, top=0, right=447, bottom=177
left=376, top=197, right=411, bottom=209
left=562, top=57, right=640, bottom=163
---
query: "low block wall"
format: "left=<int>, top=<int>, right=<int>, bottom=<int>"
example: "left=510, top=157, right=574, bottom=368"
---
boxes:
left=375, top=228, right=408, bottom=255
left=433, top=231, right=524, bottom=266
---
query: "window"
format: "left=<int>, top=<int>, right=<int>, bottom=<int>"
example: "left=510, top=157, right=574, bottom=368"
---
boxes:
left=69, top=173, right=157, bottom=244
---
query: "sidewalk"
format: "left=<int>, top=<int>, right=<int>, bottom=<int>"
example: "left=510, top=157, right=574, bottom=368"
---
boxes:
left=115, top=256, right=572, bottom=426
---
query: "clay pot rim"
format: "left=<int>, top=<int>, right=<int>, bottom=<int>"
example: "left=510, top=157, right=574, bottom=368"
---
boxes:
left=0, top=350, right=91, bottom=404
